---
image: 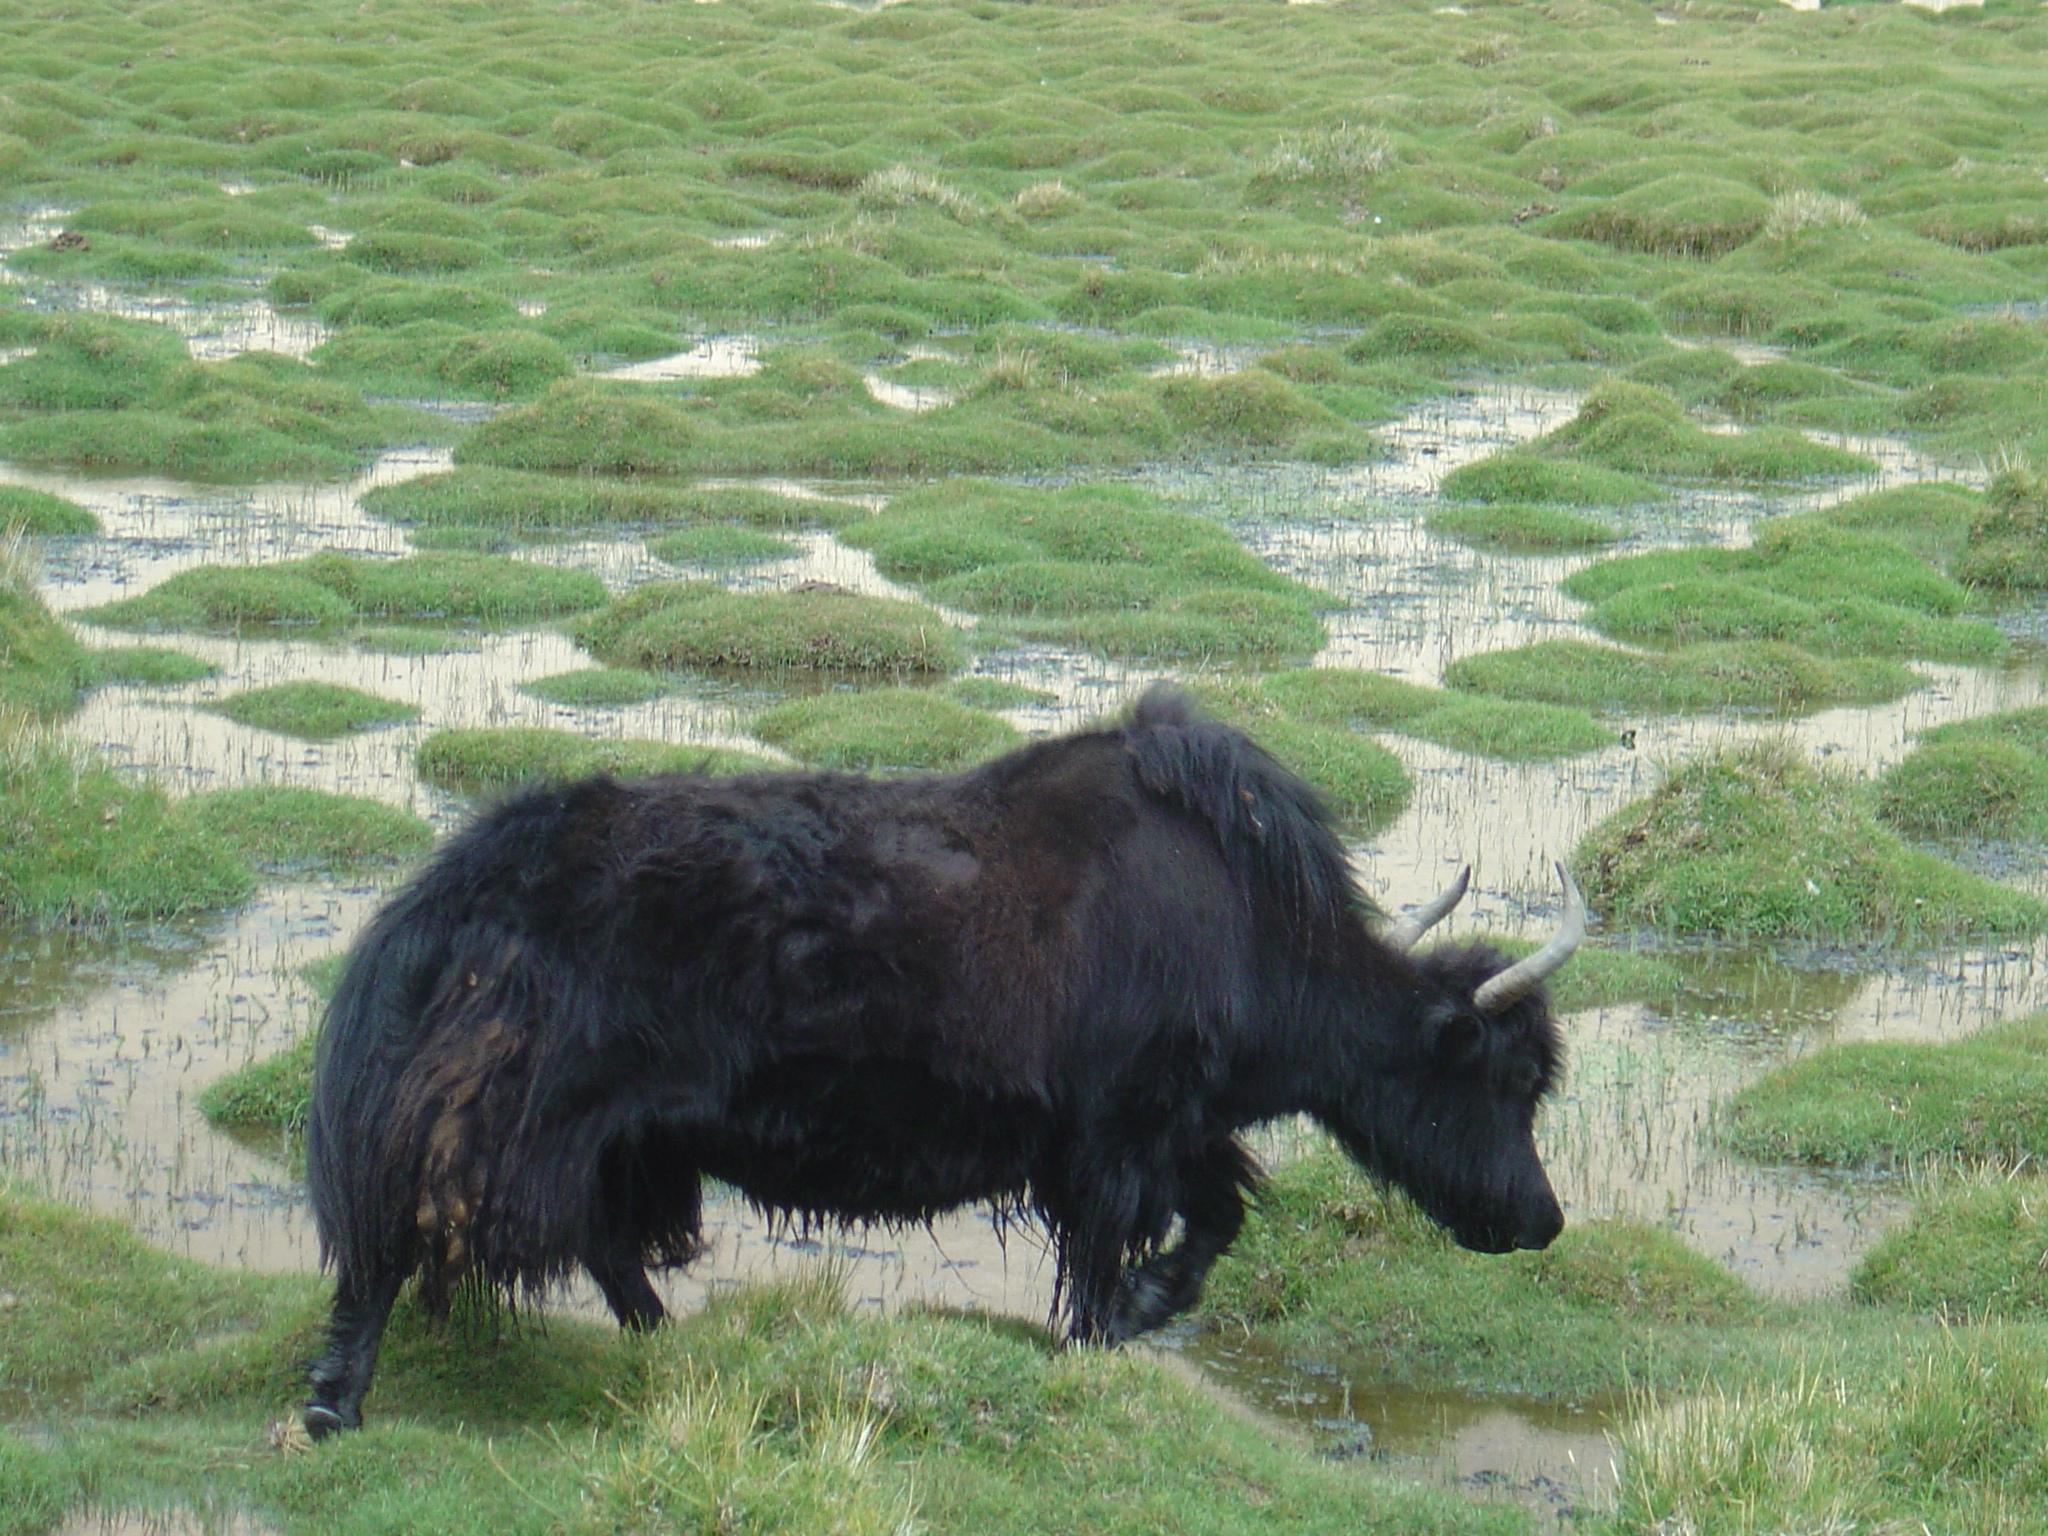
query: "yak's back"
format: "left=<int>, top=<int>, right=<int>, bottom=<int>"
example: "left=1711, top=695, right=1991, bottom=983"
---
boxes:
left=1118, top=685, right=1362, bottom=930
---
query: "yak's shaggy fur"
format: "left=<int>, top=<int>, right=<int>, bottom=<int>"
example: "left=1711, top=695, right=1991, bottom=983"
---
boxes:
left=304, top=686, right=1566, bottom=1435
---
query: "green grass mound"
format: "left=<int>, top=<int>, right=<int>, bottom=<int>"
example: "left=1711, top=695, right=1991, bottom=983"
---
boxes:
left=647, top=525, right=797, bottom=565
left=0, top=1189, right=303, bottom=1406
left=1557, top=174, right=1771, bottom=259
left=1203, top=1142, right=1758, bottom=1400
left=1955, top=466, right=2048, bottom=590
left=1530, top=380, right=1876, bottom=485
left=0, top=731, right=256, bottom=923
left=519, top=668, right=673, bottom=707
left=1426, top=504, right=1618, bottom=551
left=1577, top=740, right=2048, bottom=942
left=1878, top=721, right=2048, bottom=843
left=198, top=1032, right=315, bottom=1139
left=205, top=681, right=418, bottom=740
left=1253, top=665, right=1613, bottom=762
left=1721, top=1015, right=2048, bottom=1169
left=1813, top=482, right=1984, bottom=568
left=0, top=566, right=98, bottom=719
left=1444, top=639, right=1921, bottom=716
left=177, top=786, right=432, bottom=874
left=363, top=468, right=863, bottom=537
left=1854, top=1173, right=2048, bottom=1316
left=576, top=582, right=964, bottom=674
left=78, top=553, right=604, bottom=634
left=1564, top=519, right=2002, bottom=665
left=0, top=315, right=417, bottom=481
left=842, top=480, right=1324, bottom=663
left=415, top=726, right=778, bottom=795
left=0, top=485, right=97, bottom=536
left=89, top=647, right=216, bottom=687
left=1436, top=454, right=1665, bottom=508
left=752, top=687, right=1023, bottom=771
left=454, top=379, right=699, bottom=475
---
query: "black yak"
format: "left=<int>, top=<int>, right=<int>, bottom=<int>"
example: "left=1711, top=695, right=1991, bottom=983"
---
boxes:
left=303, top=685, right=1579, bottom=1437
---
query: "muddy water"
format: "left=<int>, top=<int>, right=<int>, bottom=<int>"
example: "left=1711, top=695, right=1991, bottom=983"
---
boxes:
left=6, top=378, right=2047, bottom=1509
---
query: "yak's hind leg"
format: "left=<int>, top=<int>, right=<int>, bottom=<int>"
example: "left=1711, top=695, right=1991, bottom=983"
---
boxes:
left=1101, top=1138, right=1259, bottom=1344
left=584, top=1134, right=704, bottom=1331
left=304, top=1266, right=406, bottom=1440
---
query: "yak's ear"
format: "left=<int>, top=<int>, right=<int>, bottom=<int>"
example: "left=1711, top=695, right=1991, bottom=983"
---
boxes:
left=1424, top=1004, right=1485, bottom=1069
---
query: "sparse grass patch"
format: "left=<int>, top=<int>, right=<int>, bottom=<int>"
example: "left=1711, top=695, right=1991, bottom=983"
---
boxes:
left=0, top=485, right=96, bottom=536
left=1444, top=639, right=1920, bottom=716
left=1427, top=504, right=1617, bottom=551
left=455, top=379, right=699, bottom=475
left=1531, top=380, right=1875, bottom=485
left=576, top=582, right=963, bottom=674
left=205, top=680, right=418, bottom=740
left=415, top=726, right=778, bottom=795
left=519, top=668, right=673, bottom=707
left=198, top=1032, right=314, bottom=1139
left=844, top=480, right=1325, bottom=664
left=1577, top=740, right=2047, bottom=942
left=1955, top=465, right=2048, bottom=590
left=647, top=525, right=796, bottom=565
left=1877, top=736, right=2048, bottom=843
left=0, top=560, right=98, bottom=719
left=177, top=785, right=432, bottom=874
left=78, top=553, right=604, bottom=634
left=1853, top=1172, right=2048, bottom=1319
left=88, top=647, right=215, bottom=688
left=1437, top=454, right=1665, bottom=508
left=1252, top=667, right=1611, bottom=761
left=941, top=676, right=1052, bottom=710
left=0, top=729, right=255, bottom=923
left=1721, top=1014, right=2048, bottom=1170
left=752, top=687, right=1021, bottom=771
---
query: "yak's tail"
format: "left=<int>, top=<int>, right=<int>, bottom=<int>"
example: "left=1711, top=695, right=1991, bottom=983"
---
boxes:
left=304, top=779, right=620, bottom=1307
left=1121, top=683, right=1365, bottom=929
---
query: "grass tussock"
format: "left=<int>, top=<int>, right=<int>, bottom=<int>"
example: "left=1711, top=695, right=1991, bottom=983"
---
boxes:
left=0, top=485, right=98, bottom=537
left=0, top=726, right=256, bottom=923
left=175, top=786, right=432, bottom=875
left=1426, top=503, right=1617, bottom=552
left=519, top=668, right=673, bottom=708
left=843, top=480, right=1325, bottom=664
left=205, top=680, right=418, bottom=740
left=751, top=687, right=1021, bottom=772
left=77, top=552, right=605, bottom=635
left=575, top=582, right=964, bottom=674
left=1877, top=707, right=2048, bottom=842
left=1576, top=740, right=2047, bottom=942
left=414, top=726, right=778, bottom=796
left=1720, top=1013, right=2048, bottom=1170
left=1444, top=638, right=1921, bottom=717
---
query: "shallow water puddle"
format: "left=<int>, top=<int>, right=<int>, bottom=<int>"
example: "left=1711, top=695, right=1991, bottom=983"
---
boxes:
left=7, top=383, right=2048, bottom=1507
left=25, top=282, right=330, bottom=362
left=596, top=334, right=760, bottom=381
left=53, top=1511, right=278, bottom=1536
left=1177, top=1330, right=1615, bottom=1528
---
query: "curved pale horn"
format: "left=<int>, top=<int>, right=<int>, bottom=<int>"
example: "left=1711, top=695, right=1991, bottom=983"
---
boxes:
left=1384, top=866, right=1471, bottom=952
left=1472, top=862, right=1586, bottom=1014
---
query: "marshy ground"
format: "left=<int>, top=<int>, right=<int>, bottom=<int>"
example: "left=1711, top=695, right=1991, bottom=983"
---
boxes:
left=5, top=0, right=2048, bottom=1530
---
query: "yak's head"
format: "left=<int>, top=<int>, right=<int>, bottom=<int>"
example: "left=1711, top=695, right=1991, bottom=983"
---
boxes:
left=1336, top=865, right=1582, bottom=1256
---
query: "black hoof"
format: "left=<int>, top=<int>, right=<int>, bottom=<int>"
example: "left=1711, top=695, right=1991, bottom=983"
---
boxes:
left=303, top=1404, right=352, bottom=1441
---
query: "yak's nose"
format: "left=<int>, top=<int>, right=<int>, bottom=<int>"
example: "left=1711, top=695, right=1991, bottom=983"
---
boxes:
left=1516, top=1193, right=1564, bottom=1251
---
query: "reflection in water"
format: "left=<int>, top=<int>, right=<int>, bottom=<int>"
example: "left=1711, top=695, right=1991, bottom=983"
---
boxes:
left=4, top=380, right=2046, bottom=1507
left=597, top=335, right=760, bottom=381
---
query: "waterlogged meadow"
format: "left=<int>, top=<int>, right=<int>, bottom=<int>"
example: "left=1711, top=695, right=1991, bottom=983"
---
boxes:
left=5, top=0, right=2048, bottom=1529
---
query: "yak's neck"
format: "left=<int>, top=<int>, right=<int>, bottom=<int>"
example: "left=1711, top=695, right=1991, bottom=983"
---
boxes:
left=1236, top=932, right=1427, bottom=1131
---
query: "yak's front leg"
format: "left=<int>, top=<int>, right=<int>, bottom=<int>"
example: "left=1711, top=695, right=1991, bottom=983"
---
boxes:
left=304, top=1266, right=406, bottom=1439
left=1101, top=1138, right=1259, bottom=1344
